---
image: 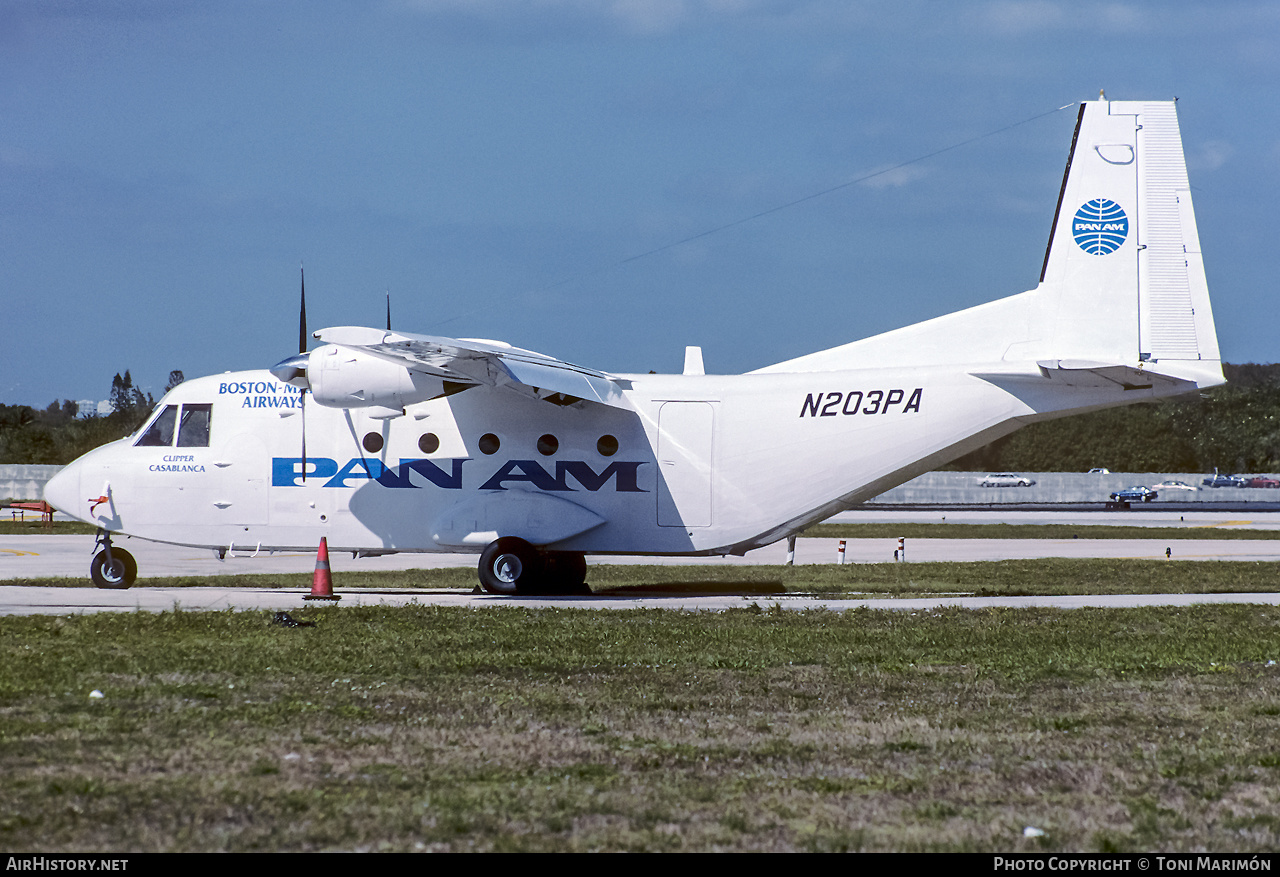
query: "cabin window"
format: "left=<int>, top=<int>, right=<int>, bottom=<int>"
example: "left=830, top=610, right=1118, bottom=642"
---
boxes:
left=362, top=431, right=384, bottom=454
left=478, top=433, right=500, bottom=455
left=176, top=404, right=212, bottom=447
left=136, top=405, right=177, bottom=446
left=537, top=434, right=558, bottom=456
left=419, top=433, right=439, bottom=454
left=597, top=435, right=619, bottom=457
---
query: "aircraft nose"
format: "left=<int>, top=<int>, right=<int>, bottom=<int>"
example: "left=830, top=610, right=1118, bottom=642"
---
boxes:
left=43, top=462, right=82, bottom=521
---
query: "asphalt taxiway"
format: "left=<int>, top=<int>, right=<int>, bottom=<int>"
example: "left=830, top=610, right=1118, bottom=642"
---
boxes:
left=2, top=508, right=1278, bottom=616
left=3, top=531, right=1280, bottom=583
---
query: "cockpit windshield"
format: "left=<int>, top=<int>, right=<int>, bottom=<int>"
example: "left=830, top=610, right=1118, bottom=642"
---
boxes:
left=135, top=405, right=177, bottom=446
left=135, top=403, right=213, bottom=448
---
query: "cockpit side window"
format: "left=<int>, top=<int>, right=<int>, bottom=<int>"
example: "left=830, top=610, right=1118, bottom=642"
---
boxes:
left=135, top=405, right=178, bottom=446
left=176, top=404, right=213, bottom=447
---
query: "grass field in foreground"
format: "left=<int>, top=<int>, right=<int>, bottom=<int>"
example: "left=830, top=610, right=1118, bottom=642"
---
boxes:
left=10, top=557, right=1280, bottom=596
left=3, top=602, right=1280, bottom=852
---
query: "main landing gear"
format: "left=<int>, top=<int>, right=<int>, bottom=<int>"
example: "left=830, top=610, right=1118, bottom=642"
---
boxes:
left=90, top=530, right=136, bottom=590
left=477, top=537, right=589, bottom=596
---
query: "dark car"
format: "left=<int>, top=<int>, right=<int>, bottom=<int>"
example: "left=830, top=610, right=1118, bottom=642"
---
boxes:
left=1203, top=473, right=1247, bottom=488
left=1110, top=486, right=1158, bottom=503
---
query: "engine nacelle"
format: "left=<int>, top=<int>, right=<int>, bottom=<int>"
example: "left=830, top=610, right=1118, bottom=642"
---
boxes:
left=306, top=345, right=452, bottom=413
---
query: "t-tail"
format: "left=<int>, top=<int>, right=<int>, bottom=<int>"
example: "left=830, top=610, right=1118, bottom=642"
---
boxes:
left=756, top=96, right=1224, bottom=399
left=1034, top=96, right=1221, bottom=385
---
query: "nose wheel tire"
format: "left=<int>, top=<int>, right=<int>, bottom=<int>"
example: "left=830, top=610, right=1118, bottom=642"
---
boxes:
left=90, top=548, right=137, bottom=590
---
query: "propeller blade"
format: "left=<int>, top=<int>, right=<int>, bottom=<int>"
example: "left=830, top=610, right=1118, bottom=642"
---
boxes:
left=301, top=391, right=307, bottom=484
left=299, top=264, right=308, bottom=354
left=386, top=290, right=392, bottom=331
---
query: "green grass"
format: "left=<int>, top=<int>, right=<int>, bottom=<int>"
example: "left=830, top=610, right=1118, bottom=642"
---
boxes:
left=804, top=522, right=1280, bottom=540
left=11, top=557, right=1280, bottom=597
left=3, top=603, right=1280, bottom=851
left=587, top=558, right=1280, bottom=597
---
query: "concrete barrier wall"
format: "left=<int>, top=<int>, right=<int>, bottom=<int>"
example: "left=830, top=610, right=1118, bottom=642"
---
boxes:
left=0, top=465, right=64, bottom=502
left=870, top=471, right=1279, bottom=504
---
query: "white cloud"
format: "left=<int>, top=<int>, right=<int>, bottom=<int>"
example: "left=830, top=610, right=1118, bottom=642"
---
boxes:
left=389, top=0, right=863, bottom=38
left=857, top=164, right=930, bottom=190
left=976, top=1, right=1146, bottom=35
left=609, top=0, right=688, bottom=34
left=979, top=0, right=1065, bottom=34
left=1190, top=140, right=1233, bottom=172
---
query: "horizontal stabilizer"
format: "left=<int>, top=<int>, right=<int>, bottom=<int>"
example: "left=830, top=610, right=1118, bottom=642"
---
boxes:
left=970, top=360, right=1198, bottom=393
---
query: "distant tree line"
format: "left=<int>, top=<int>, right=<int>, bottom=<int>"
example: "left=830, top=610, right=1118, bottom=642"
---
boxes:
left=1, top=365, right=1277, bottom=472
left=0, top=371, right=180, bottom=465
left=943, top=363, right=1280, bottom=474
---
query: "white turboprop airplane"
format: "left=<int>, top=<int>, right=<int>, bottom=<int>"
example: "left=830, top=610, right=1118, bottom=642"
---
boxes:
left=45, top=96, right=1224, bottom=594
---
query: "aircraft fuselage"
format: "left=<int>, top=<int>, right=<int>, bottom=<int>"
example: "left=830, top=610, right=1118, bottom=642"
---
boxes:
left=46, top=359, right=1161, bottom=560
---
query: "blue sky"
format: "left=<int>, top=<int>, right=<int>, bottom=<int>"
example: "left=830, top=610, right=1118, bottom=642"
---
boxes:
left=3, top=0, right=1277, bottom=407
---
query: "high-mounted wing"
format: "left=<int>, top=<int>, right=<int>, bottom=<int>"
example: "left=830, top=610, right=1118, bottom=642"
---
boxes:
left=272, top=326, right=630, bottom=414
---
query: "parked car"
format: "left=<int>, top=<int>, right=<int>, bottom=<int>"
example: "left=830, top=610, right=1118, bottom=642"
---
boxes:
left=979, top=473, right=1036, bottom=487
left=1110, top=486, right=1158, bottom=503
left=1202, top=473, right=1247, bottom=488
left=1153, top=480, right=1198, bottom=492
left=1246, top=476, right=1280, bottom=488
left=1087, top=468, right=1111, bottom=474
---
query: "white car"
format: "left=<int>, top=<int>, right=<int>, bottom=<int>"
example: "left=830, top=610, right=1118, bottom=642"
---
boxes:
left=979, top=473, right=1036, bottom=487
left=1088, top=468, right=1111, bottom=474
left=1153, top=480, right=1198, bottom=492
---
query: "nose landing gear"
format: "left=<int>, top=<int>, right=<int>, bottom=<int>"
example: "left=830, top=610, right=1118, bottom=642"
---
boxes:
left=90, top=530, right=136, bottom=589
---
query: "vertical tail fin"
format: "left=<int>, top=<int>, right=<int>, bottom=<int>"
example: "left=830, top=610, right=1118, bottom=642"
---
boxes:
left=1038, top=97, right=1221, bottom=372
left=755, top=96, right=1223, bottom=388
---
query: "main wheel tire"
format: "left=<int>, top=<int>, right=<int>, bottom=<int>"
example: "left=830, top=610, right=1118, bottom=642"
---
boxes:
left=478, top=537, right=541, bottom=595
left=90, top=548, right=137, bottom=590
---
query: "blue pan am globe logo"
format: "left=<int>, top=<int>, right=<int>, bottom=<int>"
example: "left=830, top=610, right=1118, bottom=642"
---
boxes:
left=1072, top=198, right=1129, bottom=255
left=1070, top=197, right=1131, bottom=253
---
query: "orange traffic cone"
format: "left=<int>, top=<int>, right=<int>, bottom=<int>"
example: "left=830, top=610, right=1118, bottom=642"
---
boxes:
left=304, top=537, right=340, bottom=602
